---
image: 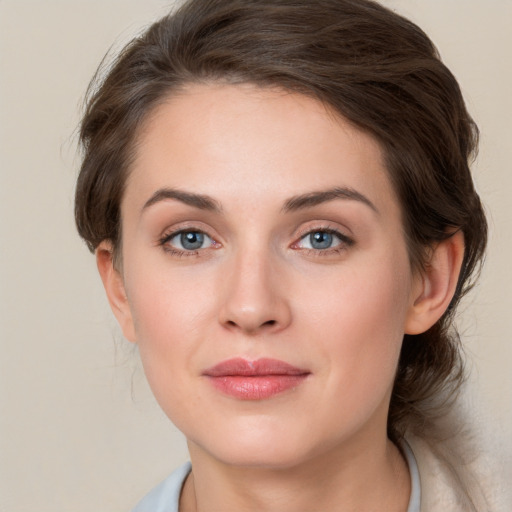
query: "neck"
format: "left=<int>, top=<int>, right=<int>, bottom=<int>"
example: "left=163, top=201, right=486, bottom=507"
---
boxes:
left=180, top=435, right=410, bottom=512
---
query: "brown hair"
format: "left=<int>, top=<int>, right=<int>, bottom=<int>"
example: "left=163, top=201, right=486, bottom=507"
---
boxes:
left=75, top=0, right=487, bottom=441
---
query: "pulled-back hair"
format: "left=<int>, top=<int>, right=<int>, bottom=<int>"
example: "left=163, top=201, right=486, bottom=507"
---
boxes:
left=75, top=0, right=487, bottom=441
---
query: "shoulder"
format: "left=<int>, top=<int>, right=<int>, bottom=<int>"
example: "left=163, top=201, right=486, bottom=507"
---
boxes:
left=407, top=434, right=477, bottom=511
left=407, top=416, right=511, bottom=512
left=131, top=462, right=192, bottom=512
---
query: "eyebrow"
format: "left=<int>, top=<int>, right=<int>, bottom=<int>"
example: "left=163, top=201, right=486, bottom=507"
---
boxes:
left=142, top=188, right=222, bottom=213
left=141, top=185, right=377, bottom=215
left=282, top=187, right=378, bottom=214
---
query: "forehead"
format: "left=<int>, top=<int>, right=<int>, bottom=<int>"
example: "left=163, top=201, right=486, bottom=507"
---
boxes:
left=125, top=83, right=399, bottom=218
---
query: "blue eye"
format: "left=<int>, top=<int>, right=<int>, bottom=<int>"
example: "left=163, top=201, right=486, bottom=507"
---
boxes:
left=296, top=229, right=351, bottom=251
left=168, top=231, right=213, bottom=251
left=309, top=231, right=334, bottom=249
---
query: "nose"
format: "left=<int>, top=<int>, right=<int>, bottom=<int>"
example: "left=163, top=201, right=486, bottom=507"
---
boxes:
left=218, top=249, right=292, bottom=335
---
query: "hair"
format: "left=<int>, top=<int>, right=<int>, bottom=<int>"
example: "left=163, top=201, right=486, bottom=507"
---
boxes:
left=75, top=0, right=487, bottom=441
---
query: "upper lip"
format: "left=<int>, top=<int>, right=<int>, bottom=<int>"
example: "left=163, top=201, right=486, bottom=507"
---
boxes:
left=203, top=358, right=310, bottom=377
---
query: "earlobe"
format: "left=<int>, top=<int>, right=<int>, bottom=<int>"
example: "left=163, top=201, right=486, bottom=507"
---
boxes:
left=96, top=242, right=137, bottom=343
left=405, top=231, right=465, bottom=335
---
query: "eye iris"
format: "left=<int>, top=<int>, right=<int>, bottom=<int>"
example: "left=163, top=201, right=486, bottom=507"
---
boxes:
left=181, top=232, right=204, bottom=250
left=310, top=231, right=333, bottom=249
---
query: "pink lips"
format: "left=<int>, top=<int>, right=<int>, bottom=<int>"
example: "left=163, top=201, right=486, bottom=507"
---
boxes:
left=203, top=358, right=310, bottom=400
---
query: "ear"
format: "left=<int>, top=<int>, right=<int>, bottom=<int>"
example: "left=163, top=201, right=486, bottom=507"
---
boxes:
left=405, top=231, right=465, bottom=335
left=96, top=241, right=136, bottom=343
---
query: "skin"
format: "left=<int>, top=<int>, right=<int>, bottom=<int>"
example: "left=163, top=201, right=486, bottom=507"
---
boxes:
left=97, top=83, right=464, bottom=512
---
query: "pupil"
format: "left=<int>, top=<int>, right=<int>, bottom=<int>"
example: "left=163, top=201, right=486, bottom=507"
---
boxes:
left=310, top=231, right=332, bottom=249
left=181, top=232, right=204, bottom=250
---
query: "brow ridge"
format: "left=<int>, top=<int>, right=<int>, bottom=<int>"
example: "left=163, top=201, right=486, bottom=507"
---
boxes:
left=142, top=188, right=222, bottom=212
left=283, top=187, right=378, bottom=213
left=142, top=186, right=376, bottom=215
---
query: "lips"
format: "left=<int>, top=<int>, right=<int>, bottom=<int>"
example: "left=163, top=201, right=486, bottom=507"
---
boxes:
left=203, top=358, right=310, bottom=400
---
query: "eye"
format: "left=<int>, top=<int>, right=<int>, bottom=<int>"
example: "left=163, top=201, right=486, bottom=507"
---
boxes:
left=164, top=230, right=215, bottom=251
left=294, top=229, right=353, bottom=251
left=301, top=231, right=338, bottom=250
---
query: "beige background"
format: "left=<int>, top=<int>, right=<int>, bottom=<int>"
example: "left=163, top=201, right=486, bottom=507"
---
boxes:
left=0, top=1, right=510, bottom=510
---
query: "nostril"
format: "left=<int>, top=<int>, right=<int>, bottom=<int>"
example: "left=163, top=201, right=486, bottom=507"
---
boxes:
left=224, top=318, right=277, bottom=331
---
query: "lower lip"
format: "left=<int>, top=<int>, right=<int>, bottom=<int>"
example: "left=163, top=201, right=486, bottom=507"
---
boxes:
left=206, top=375, right=308, bottom=400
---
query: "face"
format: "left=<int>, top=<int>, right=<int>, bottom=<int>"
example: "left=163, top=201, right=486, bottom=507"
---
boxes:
left=110, top=83, right=424, bottom=468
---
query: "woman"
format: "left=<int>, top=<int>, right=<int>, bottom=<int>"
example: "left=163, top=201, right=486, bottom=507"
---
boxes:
left=75, top=0, right=504, bottom=510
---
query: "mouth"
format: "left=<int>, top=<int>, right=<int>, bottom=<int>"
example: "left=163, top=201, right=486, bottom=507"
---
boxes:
left=202, top=358, right=311, bottom=400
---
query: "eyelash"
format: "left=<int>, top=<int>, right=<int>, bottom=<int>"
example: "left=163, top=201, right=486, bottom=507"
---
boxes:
left=157, top=226, right=354, bottom=258
left=292, top=227, right=354, bottom=257
left=158, top=228, right=218, bottom=257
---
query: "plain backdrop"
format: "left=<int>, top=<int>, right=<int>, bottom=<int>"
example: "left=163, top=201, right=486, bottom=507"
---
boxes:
left=0, top=1, right=511, bottom=510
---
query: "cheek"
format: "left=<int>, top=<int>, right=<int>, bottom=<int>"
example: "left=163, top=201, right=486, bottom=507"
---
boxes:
left=124, top=264, right=217, bottom=393
left=296, top=253, right=412, bottom=389
left=126, top=258, right=216, bottom=334
left=297, top=250, right=411, bottom=336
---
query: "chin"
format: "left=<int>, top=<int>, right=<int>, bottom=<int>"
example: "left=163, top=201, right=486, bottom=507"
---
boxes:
left=187, top=416, right=333, bottom=470
left=203, top=442, right=311, bottom=470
